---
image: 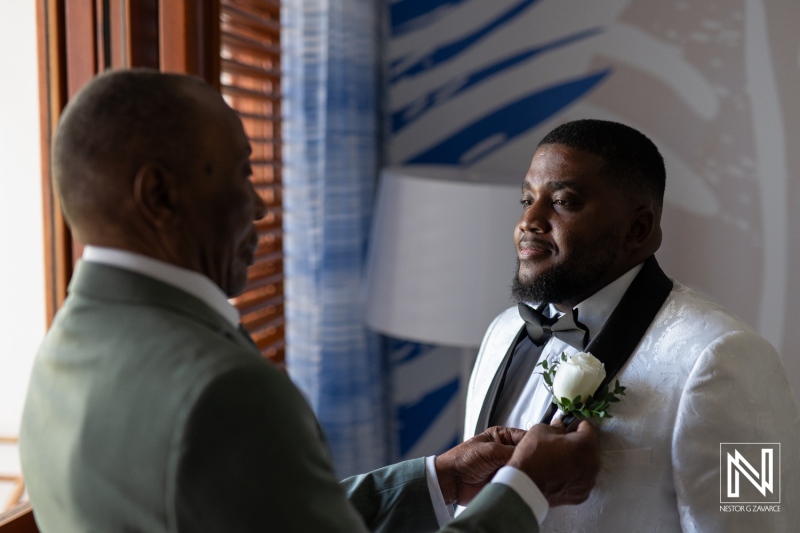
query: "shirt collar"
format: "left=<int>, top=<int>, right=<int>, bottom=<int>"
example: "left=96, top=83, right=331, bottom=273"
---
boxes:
left=546, top=263, right=644, bottom=340
left=82, top=246, right=240, bottom=328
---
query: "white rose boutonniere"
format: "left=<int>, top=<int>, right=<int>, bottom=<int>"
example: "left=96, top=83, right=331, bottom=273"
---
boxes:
left=537, top=351, right=626, bottom=421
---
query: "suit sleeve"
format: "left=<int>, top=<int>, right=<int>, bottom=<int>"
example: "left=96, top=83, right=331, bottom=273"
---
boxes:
left=171, top=359, right=538, bottom=532
left=444, top=484, right=539, bottom=532
left=671, top=330, right=800, bottom=532
left=342, top=466, right=539, bottom=533
left=340, top=459, right=440, bottom=532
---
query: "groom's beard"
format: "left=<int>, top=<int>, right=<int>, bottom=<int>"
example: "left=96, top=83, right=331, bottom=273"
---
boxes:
left=511, top=229, right=619, bottom=305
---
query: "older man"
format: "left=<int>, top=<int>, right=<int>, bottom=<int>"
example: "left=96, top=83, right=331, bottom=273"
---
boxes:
left=463, top=119, right=800, bottom=531
left=20, top=70, right=599, bottom=533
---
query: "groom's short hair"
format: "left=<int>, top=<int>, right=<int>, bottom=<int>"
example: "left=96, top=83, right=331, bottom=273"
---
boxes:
left=539, top=119, right=666, bottom=214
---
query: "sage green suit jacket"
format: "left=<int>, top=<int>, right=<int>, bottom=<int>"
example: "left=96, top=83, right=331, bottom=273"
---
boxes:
left=21, top=261, right=537, bottom=532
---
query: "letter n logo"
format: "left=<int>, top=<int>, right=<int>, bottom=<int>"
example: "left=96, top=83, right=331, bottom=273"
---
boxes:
left=720, top=443, right=780, bottom=504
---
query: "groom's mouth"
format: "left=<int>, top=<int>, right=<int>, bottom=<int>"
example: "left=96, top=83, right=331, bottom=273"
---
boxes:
left=518, top=238, right=554, bottom=260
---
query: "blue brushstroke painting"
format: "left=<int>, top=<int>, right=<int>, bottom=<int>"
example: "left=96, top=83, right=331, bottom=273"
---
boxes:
left=405, top=69, right=612, bottom=165
left=391, top=27, right=604, bottom=133
left=390, top=0, right=472, bottom=37
left=390, top=0, right=541, bottom=84
left=397, top=377, right=460, bottom=455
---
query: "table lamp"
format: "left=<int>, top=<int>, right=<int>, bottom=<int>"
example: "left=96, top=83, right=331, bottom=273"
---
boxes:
left=365, top=165, right=521, bottom=348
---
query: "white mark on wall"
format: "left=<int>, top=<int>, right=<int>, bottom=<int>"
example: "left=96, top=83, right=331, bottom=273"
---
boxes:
left=745, top=0, right=787, bottom=350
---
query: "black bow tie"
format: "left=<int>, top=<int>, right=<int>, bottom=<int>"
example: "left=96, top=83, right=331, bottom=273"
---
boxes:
left=517, top=303, right=589, bottom=350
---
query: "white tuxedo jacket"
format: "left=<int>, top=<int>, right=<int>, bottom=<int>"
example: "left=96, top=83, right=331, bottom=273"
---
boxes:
left=464, top=281, right=800, bottom=532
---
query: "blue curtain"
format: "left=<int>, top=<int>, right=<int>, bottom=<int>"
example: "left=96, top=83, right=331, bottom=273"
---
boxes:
left=281, top=0, right=388, bottom=478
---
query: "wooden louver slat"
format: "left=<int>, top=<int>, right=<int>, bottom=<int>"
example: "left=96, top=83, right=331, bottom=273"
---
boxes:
left=222, top=58, right=280, bottom=81
left=222, top=4, right=280, bottom=37
left=224, top=0, right=280, bottom=18
left=221, top=83, right=280, bottom=102
left=221, top=0, right=284, bottom=366
left=221, top=31, right=280, bottom=58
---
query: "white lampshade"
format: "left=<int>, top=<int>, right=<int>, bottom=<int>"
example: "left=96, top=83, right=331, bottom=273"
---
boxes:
left=365, top=165, right=522, bottom=348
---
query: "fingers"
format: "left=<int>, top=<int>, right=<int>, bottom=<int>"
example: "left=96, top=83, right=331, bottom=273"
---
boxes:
left=574, top=420, right=597, bottom=436
left=532, top=421, right=565, bottom=435
left=507, top=418, right=601, bottom=507
left=483, top=426, right=527, bottom=445
left=554, top=417, right=593, bottom=433
left=501, top=427, right=527, bottom=445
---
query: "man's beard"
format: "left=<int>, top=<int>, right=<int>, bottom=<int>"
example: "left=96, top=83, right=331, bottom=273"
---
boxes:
left=511, top=232, right=619, bottom=305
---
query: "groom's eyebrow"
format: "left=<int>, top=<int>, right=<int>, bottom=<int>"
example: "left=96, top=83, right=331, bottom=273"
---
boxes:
left=546, top=180, right=581, bottom=192
left=521, top=180, right=582, bottom=193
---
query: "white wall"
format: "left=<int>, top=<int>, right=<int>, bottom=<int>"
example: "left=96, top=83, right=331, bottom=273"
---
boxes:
left=0, top=0, right=44, bottom=505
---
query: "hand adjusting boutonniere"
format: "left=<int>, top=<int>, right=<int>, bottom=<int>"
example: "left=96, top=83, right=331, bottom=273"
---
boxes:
left=537, top=352, right=626, bottom=421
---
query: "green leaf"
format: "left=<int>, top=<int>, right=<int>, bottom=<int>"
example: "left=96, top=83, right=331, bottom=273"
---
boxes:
left=543, top=374, right=553, bottom=387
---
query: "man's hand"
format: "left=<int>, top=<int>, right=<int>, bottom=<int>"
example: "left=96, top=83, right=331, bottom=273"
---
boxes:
left=507, top=420, right=600, bottom=507
left=435, top=426, right=526, bottom=506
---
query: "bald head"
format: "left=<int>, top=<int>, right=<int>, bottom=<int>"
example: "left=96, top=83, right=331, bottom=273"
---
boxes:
left=52, top=69, right=266, bottom=296
left=53, top=69, right=211, bottom=243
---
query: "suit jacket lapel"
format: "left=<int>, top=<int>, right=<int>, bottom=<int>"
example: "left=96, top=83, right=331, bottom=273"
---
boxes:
left=585, top=255, right=673, bottom=389
left=473, top=326, right=527, bottom=435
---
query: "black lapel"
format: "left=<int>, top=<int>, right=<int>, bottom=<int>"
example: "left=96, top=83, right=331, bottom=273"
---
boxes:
left=473, top=326, right=527, bottom=435
left=586, top=255, right=673, bottom=389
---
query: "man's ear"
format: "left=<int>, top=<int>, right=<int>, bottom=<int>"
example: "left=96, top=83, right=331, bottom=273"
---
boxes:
left=624, top=206, right=656, bottom=251
left=133, top=164, right=180, bottom=229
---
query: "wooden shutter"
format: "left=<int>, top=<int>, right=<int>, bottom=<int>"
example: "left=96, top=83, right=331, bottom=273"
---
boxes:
left=219, top=0, right=285, bottom=365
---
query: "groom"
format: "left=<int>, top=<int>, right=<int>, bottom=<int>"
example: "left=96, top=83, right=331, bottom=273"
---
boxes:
left=462, top=119, right=800, bottom=531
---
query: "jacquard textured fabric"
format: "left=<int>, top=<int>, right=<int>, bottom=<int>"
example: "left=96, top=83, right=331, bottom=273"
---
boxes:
left=465, top=281, right=800, bottom=532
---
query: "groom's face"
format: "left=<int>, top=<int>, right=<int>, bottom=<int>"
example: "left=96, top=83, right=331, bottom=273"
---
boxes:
left=512, top=143, right=633, bottom=309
